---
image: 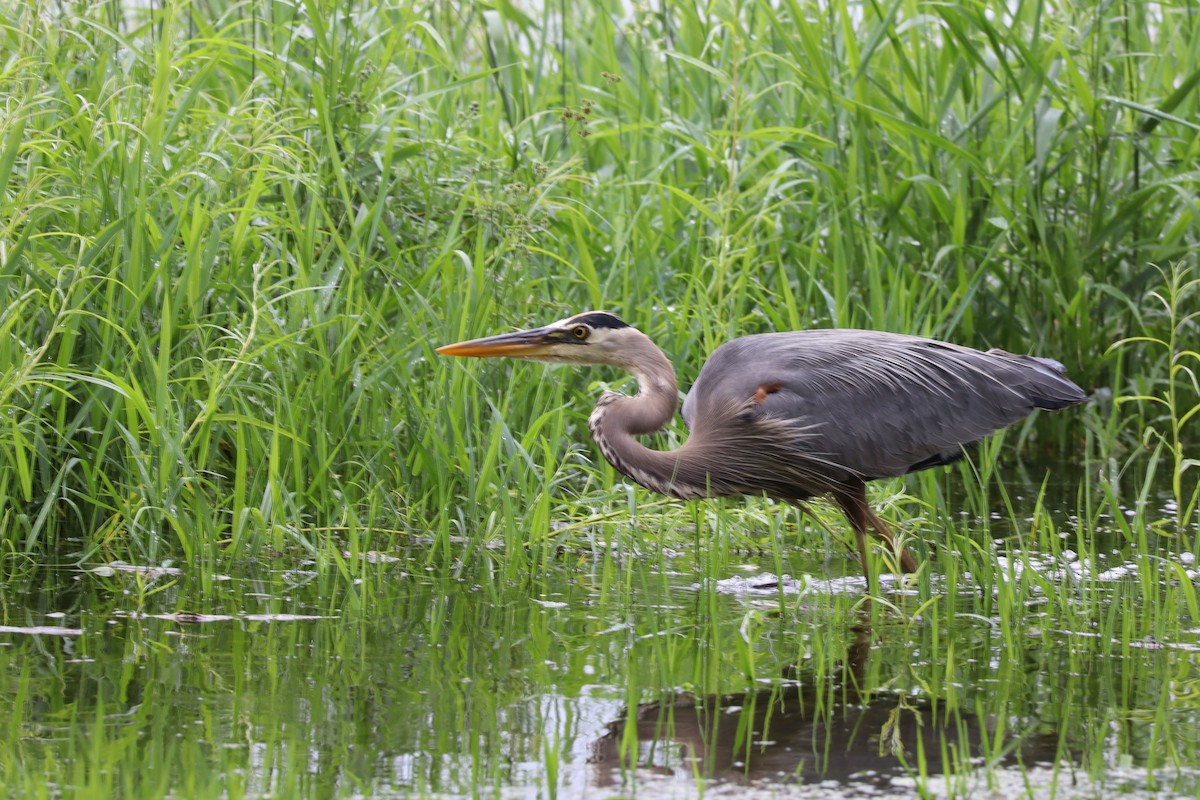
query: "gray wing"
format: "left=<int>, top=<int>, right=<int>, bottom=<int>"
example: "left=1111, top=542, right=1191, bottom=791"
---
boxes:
left=680, top=329, right=1086, bottom=487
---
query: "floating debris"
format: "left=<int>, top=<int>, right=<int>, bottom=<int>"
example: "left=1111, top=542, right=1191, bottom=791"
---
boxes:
left=0, top=625, right=82, bottom=636
left=709, top=573, right=809, bottom=595
left=997, top=552, right=1200, bottom=585
left=346, top=550, right=405, bottom=564
left=88, top=562, right=183, bottom=580
left=116, top=612, right=334, bottom=623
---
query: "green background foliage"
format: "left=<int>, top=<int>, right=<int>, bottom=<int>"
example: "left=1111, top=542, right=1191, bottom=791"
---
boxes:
left=0, top=0, right=1196, bottom=562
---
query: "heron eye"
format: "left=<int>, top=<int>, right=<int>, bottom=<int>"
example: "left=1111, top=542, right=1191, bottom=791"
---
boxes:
left=571, top=325, right=589, bottom=340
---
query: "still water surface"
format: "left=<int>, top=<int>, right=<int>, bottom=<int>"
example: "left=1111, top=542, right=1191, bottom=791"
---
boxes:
left=3, top=480, right=1199, bottom=798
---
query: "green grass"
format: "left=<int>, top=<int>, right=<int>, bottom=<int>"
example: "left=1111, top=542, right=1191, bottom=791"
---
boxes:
left=0, top=0, right=1196, bottom=566
left=1, top=0, right=1199, bottom=796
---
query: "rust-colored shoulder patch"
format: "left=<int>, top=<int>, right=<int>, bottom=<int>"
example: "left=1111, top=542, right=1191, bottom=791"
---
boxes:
left=752, top=382, right=783, bottom=404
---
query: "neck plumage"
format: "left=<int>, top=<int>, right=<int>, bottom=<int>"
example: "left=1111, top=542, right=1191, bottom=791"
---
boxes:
left=585, top=337, right=710, bottom=500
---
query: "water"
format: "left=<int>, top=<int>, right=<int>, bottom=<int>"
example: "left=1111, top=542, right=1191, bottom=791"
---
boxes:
left=3, top=477, right=1198, bottom=798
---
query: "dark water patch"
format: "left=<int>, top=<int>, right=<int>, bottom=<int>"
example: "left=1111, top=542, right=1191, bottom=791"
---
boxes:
left=591, top=688, right=1062, bottom=790
left=589, top=625, right=1062, bottom=790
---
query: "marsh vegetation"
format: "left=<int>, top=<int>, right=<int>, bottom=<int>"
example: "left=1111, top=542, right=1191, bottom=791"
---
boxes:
left=0, top=0, right=1197, bottom=796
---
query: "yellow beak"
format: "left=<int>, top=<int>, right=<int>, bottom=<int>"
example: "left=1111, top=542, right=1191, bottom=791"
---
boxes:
left=436, top=327, right=559, bottom=358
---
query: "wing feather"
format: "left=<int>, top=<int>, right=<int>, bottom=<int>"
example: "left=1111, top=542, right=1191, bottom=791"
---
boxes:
left=680, top=329, right=1086, bottom=489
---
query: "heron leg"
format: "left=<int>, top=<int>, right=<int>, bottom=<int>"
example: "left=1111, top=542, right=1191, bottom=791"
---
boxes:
left=830, top=485, right=874, bottom=582
left=831, top=481, right=919, bottom=578
left=863, top=503, right=919, bottom=574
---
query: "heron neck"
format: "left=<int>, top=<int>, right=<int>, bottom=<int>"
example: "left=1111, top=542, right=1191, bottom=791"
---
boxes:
left=586, top=341, right=708, bottom=500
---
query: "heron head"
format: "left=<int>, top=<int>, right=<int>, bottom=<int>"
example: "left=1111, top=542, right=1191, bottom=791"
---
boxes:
left=436, top=311, right=638, bottom=367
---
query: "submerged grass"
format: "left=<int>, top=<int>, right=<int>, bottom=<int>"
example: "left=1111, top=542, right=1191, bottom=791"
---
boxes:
left=0, top=0, right=1198, bottom=796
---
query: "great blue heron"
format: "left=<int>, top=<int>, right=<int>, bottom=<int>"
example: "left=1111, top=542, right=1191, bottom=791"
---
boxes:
left=437, top=311, right=1087, bottom=579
